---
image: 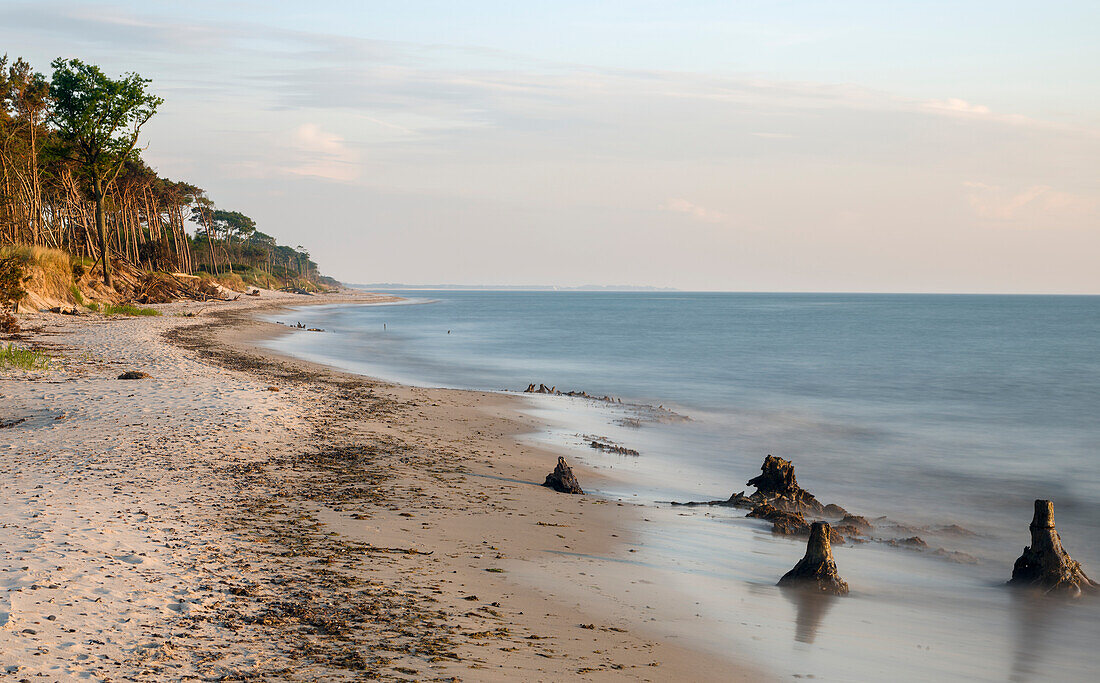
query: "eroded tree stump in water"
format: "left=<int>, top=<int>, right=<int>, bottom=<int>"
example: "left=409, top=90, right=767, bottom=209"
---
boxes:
left=543, top=457, right=584, bottom=494
left=778, top=522, right=849, bottom=595
left=1010, top=500, right=1097, bottom=596
left=747, top=455, right=825, bottom=514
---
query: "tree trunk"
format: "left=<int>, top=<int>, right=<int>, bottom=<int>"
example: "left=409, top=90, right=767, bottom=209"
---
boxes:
left=93, top=176, right=111, bottom=286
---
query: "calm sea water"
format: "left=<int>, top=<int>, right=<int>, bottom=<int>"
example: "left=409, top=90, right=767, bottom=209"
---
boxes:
left=263, top=291, right=1100, bottom=681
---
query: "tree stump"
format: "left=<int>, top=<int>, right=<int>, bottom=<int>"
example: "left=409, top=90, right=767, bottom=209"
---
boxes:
left=778, top=522, right=849, bottom=595
left=746, top=455, right=824, bottom=514
left=542, top=457, right=584, bottom=494
left=1010, top=500, right=1097, bottom=596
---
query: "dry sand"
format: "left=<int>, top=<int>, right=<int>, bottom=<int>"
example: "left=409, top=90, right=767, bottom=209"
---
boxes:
left=0, top=290, right=769, bottom=681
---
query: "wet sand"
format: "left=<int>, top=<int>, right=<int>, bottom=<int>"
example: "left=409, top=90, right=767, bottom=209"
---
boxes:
left=0, top=290, right=766, bottom=680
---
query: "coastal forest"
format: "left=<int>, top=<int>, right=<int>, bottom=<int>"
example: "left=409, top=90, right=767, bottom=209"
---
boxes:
left=0, top=54, right=333, bottom=310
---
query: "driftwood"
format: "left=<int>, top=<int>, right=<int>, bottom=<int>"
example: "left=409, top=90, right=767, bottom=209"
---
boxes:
left=117, top=371, right=151, bottom=380
left=524, top=383, right=620, bottom=402
left=778, top=522, right=849, bottom=595
left=542, top=457, right=584, bottom=494
left=589, top=440, right=639, bottom=456
left=1009, top=500, right=1097, bottom=596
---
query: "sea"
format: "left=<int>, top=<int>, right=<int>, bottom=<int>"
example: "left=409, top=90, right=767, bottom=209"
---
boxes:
left=261, top=291, right=1100, bottom=681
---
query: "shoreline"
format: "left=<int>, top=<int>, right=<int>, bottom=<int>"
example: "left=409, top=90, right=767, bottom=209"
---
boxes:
left=0, top=290, right=766, bottom=680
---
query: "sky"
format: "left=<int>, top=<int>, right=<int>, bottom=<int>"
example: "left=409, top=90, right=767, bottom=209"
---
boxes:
left=1, top=0, right=1097, bottom=292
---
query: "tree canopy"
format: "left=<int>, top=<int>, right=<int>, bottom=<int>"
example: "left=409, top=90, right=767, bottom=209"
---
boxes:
left=49, top=58, right=163, bottom=285
left=0, top=54, right=329, bottom=293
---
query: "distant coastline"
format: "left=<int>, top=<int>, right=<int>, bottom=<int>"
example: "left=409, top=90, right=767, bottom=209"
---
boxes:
left=347, top=283, right=679, bottom=291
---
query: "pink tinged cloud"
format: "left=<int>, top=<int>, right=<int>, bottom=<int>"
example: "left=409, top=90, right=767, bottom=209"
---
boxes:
left=660, top=198, right=728, bottom=224
left=283, top=123, right=359, bottom=182
left=963, top=182, right=1097, bottom=224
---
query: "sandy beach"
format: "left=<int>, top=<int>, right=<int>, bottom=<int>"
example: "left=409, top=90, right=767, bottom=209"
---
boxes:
left=0, top=290, right=764, bottom=681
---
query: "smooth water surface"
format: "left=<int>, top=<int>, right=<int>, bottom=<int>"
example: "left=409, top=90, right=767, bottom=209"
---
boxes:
left=263, top=292, right=1100, bottom=680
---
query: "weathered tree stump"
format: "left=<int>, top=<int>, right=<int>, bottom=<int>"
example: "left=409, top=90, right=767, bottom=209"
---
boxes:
left=1009, top=500, right=1097, bottom=596
left=747, top=455, right=824, bottom=514
left=778, top=522, right=849, bottom=595
left=542, top=457, right=584, bottom=494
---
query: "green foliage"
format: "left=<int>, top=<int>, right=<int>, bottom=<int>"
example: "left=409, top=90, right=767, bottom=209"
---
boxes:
left=101, top=303, right=159, bottom=316
left=69, top=283, right=85, bottom=305
left=48, top=58, right=163, bottom=184
left=211, top=210, right=256, bottom=240
left=86, top=302, right=99, bottom=312
left=0, top=343, right=49, bottom=370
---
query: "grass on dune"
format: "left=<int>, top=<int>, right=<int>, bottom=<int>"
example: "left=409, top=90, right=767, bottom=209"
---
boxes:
left=0, top=342, right=49, bottom=371
left=101, top=303, right=159, bottom=317
left=0, top=244, right=72, bottom=308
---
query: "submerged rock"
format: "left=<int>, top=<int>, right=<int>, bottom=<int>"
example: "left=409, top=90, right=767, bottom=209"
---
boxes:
left=748, top=503, right=810, bottom=536
left=839, top=514, right=873, bottom=531
left=886, top=536, right=929, bottom=549
left=542, top=457, right=584, bottom=494
left=778, top=522, right=849, bottom=595
left=1009, top=500, right=1097, bottom=596
left=749, top=503, right=846, bottom=544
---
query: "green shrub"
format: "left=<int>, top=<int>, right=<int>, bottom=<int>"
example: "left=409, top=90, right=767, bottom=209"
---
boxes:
left=86, top=302, right=100, bottom=312
left=0, top=256, right=29, bottom=310
left=0, top=343, right=49, bottom=370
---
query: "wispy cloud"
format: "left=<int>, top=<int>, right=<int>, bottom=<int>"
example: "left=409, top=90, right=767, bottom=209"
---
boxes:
left=282, top=123, right=359, bottom=182
left=660, top=198, right=727, bottom=224
left=963, top=182, right=1097, bottom=225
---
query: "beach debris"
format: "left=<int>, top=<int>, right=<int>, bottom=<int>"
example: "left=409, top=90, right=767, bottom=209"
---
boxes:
left=246, top=287, right=261, bottom=296
left=0, top=417, right=27, bottom=429
left=778, top=522, right=849, bottom=595
left=524, top=383, right=616, bottom=401
left=542, top=456, right=584, bottom=494
left=588, top=439, right=640, bottom=456
left=1009, top=500, right=1097, bottom=596
left=47, top=305, right=79, bottom=315
left=0, top=310, right=19, bottom=333
left=117, top=370, right=151, bottom=380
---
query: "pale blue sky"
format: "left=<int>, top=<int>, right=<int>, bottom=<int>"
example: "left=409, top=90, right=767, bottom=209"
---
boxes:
left=2, top=1, right=1098, bottom=291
